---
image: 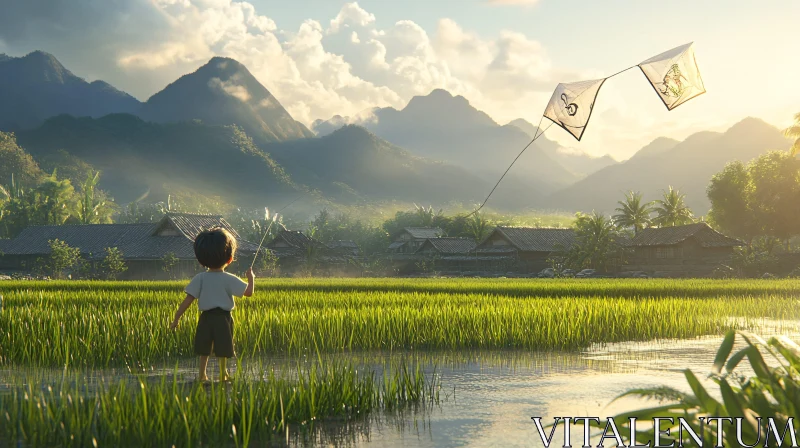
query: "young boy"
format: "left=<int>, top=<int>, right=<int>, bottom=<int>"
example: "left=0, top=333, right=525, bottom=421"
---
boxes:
left=169, top=227, right=255, bottom=381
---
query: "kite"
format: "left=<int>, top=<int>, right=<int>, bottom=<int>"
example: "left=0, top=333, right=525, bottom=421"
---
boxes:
left=638, top=42, right=705, bottom=111
left=467, top=42, right=705, bottom=216
left=543, top=79, right=606, bottom=141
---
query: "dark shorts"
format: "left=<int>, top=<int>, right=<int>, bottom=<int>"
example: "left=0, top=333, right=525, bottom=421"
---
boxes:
left=194, top=308, right=235, bottom=358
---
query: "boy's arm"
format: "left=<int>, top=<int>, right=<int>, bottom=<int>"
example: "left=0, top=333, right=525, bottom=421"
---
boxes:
left=169, top=294, right=196, bottom=329
left=243, top=267, right=255, bottom=297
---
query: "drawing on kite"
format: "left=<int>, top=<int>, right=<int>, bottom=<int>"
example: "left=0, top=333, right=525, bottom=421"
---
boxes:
left=560, top=93, right=579, bottom=116
left=659, top=64, right=690, bottom=98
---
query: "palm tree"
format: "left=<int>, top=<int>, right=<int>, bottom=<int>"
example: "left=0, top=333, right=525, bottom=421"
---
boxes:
left=612, top=191, right=653, bottom=234
left=784, top=112, right=800, bottom=156
left=466, top=212, right=492, bottom=243
left=652, top=186, right=694, bottom=227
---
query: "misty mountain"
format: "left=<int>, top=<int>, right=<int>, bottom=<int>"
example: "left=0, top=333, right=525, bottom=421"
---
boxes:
left=15, top=114, right=299, bottom=206
left=506, top=118, right=617, bottom=177
left=0, top=51, right=141, bottom=131
left=267, top=125, right=490, bottom=205
left=312, top=89, right=578, bottom=194
left=138, top=57, right=313, bottom=143
left=545, top=117, right=792, bottom=214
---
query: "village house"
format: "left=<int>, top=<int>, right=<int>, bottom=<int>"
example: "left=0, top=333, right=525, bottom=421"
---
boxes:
left=387, top=227, right=444, bottom=254
left=414, top=237, right=479, bottom=272
left=622, top=222, right=743, bottom=277
left=0, top=212, right=260, bottom=279
left=475, top=226, right=576, bottom=273
left=265, top=230, right=357, bottom=274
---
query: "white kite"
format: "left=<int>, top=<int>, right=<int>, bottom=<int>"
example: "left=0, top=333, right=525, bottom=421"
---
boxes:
left=542, top=79, right=606, bottom=141
left=638, top=42, right=705, bottom=111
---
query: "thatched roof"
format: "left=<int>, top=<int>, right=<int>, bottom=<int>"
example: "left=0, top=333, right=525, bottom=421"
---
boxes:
left=478, top=227, right=575, bottom=252
left=626, top=223, right=743, bottom=248
left=0, top=213, right=259, bottom=260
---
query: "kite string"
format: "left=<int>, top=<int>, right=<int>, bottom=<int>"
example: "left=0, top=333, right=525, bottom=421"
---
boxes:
left=249, top=193, right=304, bottom=269
left=464, top=64, right=640, bottom=219
left=464, top=116, right=553, bottom=219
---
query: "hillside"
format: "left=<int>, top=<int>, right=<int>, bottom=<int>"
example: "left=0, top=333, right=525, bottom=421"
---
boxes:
left=138, top=57, right=313, bottom=143
left=507, top=118, right=617, bottom=177
left=545, top=117, right=791, bottom=214
left=15, top=114, right=299, bottom=206
left=267, top=125, right=491, bottom=205
left=313, top=89, right=579, bottom=194
left=0, top=51, right=140, bottom=131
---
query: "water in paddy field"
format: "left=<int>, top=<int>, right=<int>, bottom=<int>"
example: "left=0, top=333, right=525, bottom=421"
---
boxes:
left=2, top=318, right=799, bottom=447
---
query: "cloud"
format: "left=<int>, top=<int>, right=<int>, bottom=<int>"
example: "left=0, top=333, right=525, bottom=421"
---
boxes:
left=208, top=76, right=251, bottom=102
left=0, top=0, right=671, bottom=158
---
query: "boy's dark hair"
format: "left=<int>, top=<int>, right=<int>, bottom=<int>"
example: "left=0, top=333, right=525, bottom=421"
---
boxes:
left=194, top=227, right=238, bottom=269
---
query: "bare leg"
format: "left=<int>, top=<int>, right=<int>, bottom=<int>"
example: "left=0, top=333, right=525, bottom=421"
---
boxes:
left=198, top=356, right=209, bottom=381
left=219, top=357, right=231, bottom=381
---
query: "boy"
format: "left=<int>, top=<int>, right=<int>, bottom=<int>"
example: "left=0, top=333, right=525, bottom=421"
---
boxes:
left=169, top=227, right=255, bottom=382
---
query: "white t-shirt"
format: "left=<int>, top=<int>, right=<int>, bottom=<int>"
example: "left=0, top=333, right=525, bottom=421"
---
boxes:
left=185, top=271, right=248, bottom=311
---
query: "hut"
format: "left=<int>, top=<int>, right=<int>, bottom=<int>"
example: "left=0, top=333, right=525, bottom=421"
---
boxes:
left=622, top=223, right=743, bottom=277
left=387, top=227, right=444, bottom=254
left=0, top=212, right=259, bottom=279
left=265, top=230, right=356, bottom=274
left=475, top=227, right=575, bottom=273
left=414, top=237, right=479, bottom=274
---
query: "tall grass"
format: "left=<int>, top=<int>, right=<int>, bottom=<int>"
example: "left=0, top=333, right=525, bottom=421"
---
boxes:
left=0, top=360, right=438, bottom=447
left=1, top=279, right=798, bottom=368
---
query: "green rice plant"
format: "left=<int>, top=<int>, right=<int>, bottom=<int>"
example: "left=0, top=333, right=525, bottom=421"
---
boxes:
left=1, top=279, right=799, bottom=368
left=592, top=330, right=800, bottom=447
left=0, top=359, right=439, bottom=447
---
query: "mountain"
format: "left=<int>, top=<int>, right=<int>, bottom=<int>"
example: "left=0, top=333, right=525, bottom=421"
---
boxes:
left=267, top=125, right=490, bottom=204
left=507, top=118, right=617, bottom=177
left=138, top=57, right=313, bottom=143
left=0, top=51, right=141, bottom=131
left=545, top=117, right=791, bottom=214
left=16, top=114, right=299, bottom=206
left=626, top=136, right=681, bottom=161
left=312, top=89, right=579, bottom=195
left=15, top=115, right=498, bottom=208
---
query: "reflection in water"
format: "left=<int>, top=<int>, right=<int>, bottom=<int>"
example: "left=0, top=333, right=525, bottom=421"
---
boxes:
left=1, top=319, right=797, bottom=447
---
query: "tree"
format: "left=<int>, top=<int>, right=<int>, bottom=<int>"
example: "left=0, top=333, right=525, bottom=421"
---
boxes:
left=75, top=171, right=116, bottom=224
left=652, top=186, right=694, bottom=227
left=707, top=161, right=757, bottom=242
left=0, top=132, right=43, bottom=188
left=465, top=212, right=492, bottom=242
left=612, top=191, right=653, bottom=234
left=34, top=170, right=75, bottom=226
left=784, top=112, right=800, bottom=156
left=161, top=252, right=178, bottom=279
left=558, top=212, right=626, bottom=272
left=100, top=247, right=128, bottom=280
left=747, top=151, right=800, bottom=246
left=41, top=239, right=81, bottom=279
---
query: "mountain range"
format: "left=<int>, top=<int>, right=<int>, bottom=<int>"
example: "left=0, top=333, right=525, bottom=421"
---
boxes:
left=0, top=50, right=791, bottom=215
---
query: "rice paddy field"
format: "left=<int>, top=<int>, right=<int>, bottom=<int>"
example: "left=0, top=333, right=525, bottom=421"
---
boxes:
left=1, top=278, right=799, bottom=447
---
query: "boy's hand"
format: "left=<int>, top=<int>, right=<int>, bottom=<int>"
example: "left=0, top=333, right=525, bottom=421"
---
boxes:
left=246, top=267, right=255, bottom=281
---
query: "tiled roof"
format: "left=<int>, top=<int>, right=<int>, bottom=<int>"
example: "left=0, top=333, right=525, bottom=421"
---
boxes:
left=417, top=237, right=476, bottom=254
left=403, top=227, right=444, bottom=239
left=267, top=230, right=329, bottom=251
left=626, top=223, right=743, bottom=247
left=0, top=213, right=260, bottom=260
left=482, top=227, right=575, bottom=252
left=387, top=241, right=406, bottom=250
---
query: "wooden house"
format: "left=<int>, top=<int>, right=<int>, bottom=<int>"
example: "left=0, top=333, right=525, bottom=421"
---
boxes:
left=414, top=237, right=479, bottom=273
left=387, top=227, right=444, bottom=254
left=265, top=230, right=356, bottom=274
left=623, top=223, right=743, bottom=277
left=475, top=227, right=575, bottom=273
left=0, top=212, right=260, bottom=279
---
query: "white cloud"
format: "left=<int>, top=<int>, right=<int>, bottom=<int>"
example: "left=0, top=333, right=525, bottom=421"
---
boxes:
left=108, top=1, right=672, bottom=158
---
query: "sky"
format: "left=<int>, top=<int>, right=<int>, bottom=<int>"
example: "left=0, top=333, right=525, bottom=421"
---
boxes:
left=0, top=0, right=797, bottom=160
